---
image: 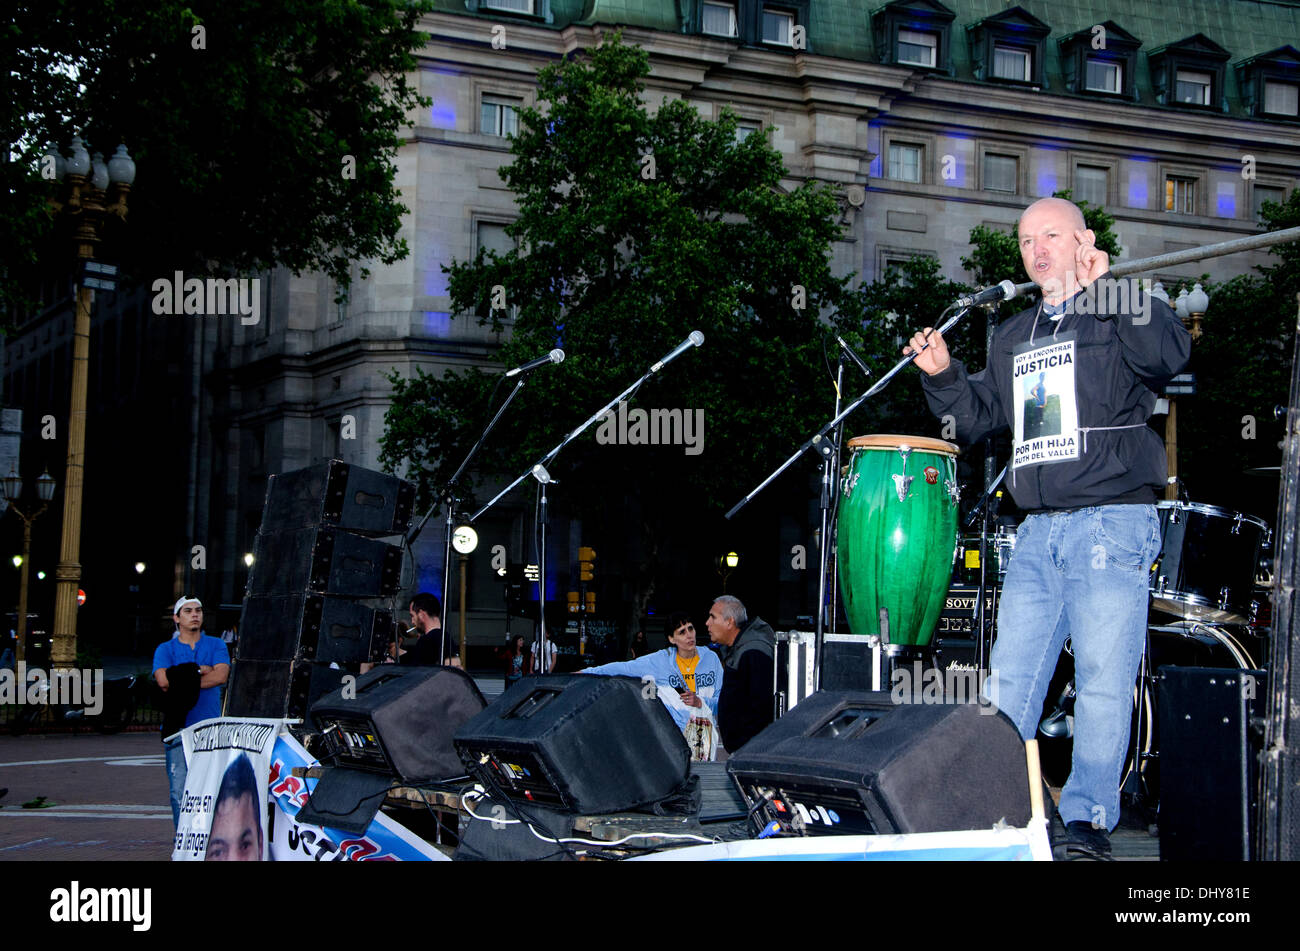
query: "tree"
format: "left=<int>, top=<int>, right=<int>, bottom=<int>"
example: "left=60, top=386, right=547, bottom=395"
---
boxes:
left=1177, top=189, right=1299, bottom=515
left=5, top=0, right=432, bottom=314
left=379, top=34, right=851, bottom=631
left=833, top=255, right=975, bottom=437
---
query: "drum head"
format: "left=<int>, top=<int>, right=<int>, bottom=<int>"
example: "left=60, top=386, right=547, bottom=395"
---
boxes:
left=846, top=434, right=960, bottom=455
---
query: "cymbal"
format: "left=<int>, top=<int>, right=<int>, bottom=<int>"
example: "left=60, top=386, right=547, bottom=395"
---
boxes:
left=1244, top=466, right=1281, bottom=476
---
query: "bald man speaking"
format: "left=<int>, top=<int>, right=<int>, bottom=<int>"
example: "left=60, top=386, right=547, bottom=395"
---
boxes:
left=905, top=197, right=1190, bottom=859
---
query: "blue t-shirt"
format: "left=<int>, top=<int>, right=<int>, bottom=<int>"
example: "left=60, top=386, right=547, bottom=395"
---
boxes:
left=152, top=633, right=231, bottom=727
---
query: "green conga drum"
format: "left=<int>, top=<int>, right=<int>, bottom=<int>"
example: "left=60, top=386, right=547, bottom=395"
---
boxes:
left=838, top=435, right=960, bottom=646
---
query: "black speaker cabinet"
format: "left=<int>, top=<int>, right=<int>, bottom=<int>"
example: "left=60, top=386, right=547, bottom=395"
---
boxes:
left=311, top=666, right=487, bottom=783
left=247, top=526, right=403, bottom=598
left=260, top=460, right=415, bottom=537
left=454, top=675, right=691, bottom=815
left=728, top=690, right=1031, bottom=836
left=1157, top=666, right=1264, bottom=861
left=236, top=594, right=394, bottom=665
left=224, top=659, right=350, bottom=719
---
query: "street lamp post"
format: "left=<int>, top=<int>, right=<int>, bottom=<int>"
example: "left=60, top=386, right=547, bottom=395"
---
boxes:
left=2, top=469, right=57, bottom=664
left=718, top=551, right=740, bottom=593
left=43, top=136, right=135, bottom=670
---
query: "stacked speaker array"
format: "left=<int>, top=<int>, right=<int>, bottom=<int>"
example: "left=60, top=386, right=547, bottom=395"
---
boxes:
left=225, top=460, right=414, bottom=719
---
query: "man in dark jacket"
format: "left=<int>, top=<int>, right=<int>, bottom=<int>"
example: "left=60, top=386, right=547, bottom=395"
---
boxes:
left=706, top=595, right=775, bottom=754
left=904, top=196, right=1190, bottom=859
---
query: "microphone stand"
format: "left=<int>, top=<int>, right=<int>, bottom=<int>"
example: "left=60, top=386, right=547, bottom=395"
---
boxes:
left=813, top=355, right=847, bottom=689
left=727, top=303, right=980, bottom=520
left=963, top=466, right=1006, bottom=675
left=406, top=375, right=530, bottom=664
left=470, top=336, right=704, bottom=670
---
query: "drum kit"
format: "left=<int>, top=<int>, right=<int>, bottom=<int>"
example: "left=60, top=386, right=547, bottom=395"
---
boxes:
left=832, top=434, right=1274, bottom=809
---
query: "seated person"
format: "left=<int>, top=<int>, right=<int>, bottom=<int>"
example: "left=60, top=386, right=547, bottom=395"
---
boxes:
left=580, top=613, right=722, bottom=754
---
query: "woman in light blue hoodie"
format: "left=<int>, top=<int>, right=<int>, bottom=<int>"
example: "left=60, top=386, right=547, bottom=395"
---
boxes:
left=581, top=612, right=722, bottom=734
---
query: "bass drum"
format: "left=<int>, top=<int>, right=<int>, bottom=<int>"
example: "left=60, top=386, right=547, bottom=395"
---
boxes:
left=1151, top=501, right=1269, bottom=624
left=1036, top=624, right=1257, bottom=798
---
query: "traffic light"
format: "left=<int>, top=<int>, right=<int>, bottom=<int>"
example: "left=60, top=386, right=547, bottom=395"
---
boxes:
left=585, top=591, right=596, bottom=614
left=567, top=591, right=580, bottom=614
left=578, top=546, right=596, bottom=582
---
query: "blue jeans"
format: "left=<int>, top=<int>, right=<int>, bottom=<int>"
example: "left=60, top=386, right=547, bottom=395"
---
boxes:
left=164, top=736, right=188, bottom=829
left=983, top=504, right=1161, bottom=832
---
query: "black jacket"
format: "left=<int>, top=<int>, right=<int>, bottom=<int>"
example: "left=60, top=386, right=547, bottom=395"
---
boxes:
left=921, top=276, right=1190, bottom=511
left=717, top=617, right=776, bottom=752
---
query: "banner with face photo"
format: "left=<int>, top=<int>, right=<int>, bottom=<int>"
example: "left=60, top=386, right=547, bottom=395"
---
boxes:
left=173, top=717, right=286, bottom=861
left=1011, top=334, right=1080, bottom=471
left=266, top=730, right=448, bottom=861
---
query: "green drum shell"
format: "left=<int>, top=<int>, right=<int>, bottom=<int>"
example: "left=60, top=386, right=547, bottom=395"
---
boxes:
left=838, top=445, right=959, bottom=647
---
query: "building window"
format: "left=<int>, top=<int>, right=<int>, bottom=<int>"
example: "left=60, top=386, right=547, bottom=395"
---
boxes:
left=898, top=30, right=937, bottom=68
left=1166, top=176, right=1196, bottom=214
left=1264, top=81, right=1299, bottom=116
left=983, top=153, right=1019, bottom=194
left=480, top=96, right=520, bottom=137
left=481, top=0, right=533, bottom=11
left=1085, top=58, right=1122, bottom=94
left=1075, top=165, right=1109, bottom=206
left=702, top=1, right=737, bottom=37
left=887, top=143, right=924, bottom=183
left=761, top=8, right=795, bottom=46
left=872, top=1, right=955, bottom=74
left=993, top=45, right=1031, bottom=82
left=734, top=120, right=762, bottom=143
left=477, top=221, right=515, bottom=257
left=1175, top=69, right=1213, bottom=105
left=1253, top=185, right=1286, bottom=221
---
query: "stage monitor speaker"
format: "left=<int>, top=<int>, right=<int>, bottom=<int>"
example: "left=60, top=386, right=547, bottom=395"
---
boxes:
left=224, top=659, right=349, bottom=719
left=259, top=460, right=415, bottom=537
left=727, top=690, right=1030, bottom=836
left=247, top=526, right=403, bottom=598
left=454, top=675, right=691, bottom=815
left=1157, top=666, right=1263, bottom=861
left=454, top=792, right=576, bottom=862
left=311, top=666, right=487, bottom=784
left=236, top=594, right=393, bottom=665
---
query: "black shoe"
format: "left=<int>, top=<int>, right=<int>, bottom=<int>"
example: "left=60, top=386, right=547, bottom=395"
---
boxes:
left=1055, top=820, right=1112, bottom=861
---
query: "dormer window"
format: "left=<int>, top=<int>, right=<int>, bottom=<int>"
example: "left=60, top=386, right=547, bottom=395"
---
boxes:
left=993, top=45, right=1031, bottom=82
left=872, top=0, right=956, bottom=74
left=1175, top=69, right=1213, bottom=105
left=1086, top=58, right=1122, bottom=93
left=467, top=0, right=554, bottom=21
left=969, top=6, right=1051, bottom=88
left=1059, top=21, right=1140, bottom=100
left=1265, top=81, right=1299, bottom=116
left=898, top=30, right=938, bottom=68
left=702, top=1, right=738, bottom=38
left=1236, top=46, right=1300, bottom=120
left=762, top=8, right=795, bottom=46
left=1150, top=34, right=1231, bottom=110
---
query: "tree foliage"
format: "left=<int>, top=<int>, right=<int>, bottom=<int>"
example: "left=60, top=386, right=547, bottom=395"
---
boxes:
left=379, top=34, right=853, bottom=624
left=1178, top=189, right=1299, bottom=514
left=5, top=0, right=432, bottom=314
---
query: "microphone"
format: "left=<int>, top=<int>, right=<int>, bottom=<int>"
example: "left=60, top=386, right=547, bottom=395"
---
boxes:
left=835, top=335, right=872, bottom=378
left=954, top=280, right=1017, bottom=309
left=505, top=349, right=564, bottom=378
left=650, top=331, right=704, bottom=373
